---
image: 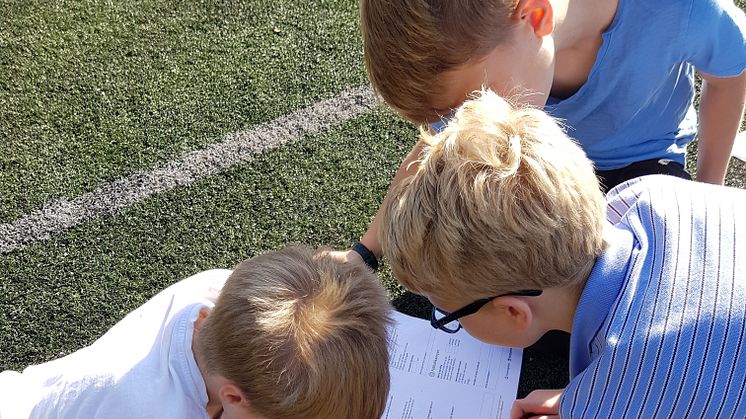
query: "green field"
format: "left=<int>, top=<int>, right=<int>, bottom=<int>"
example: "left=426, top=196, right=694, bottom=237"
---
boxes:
left=2, top=0, right=745, bottom=400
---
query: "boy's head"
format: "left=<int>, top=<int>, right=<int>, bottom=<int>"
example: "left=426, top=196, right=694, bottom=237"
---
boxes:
left=360, top=0, right=556, bottom=123
left=197, top=246, right=392, bottom=419
left=379, top=90, right=605, bottom=346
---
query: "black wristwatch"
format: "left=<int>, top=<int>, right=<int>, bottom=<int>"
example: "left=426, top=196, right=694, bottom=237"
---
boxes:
left=351, top=241, right=379, bottom=271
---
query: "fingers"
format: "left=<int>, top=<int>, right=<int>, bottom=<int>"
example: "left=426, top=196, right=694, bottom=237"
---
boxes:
left=327, top=249, right=364, bottom=265
left=510, top=389, right=563, bottom=419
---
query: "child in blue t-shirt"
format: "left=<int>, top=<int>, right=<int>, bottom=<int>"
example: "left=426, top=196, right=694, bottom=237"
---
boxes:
left=348, top=0, right=745, bottom=269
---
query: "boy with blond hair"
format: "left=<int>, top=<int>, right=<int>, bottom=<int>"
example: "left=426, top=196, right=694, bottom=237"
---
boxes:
left=379, top=90, right=746, bottom=417
left=345, top=0, right=746, bottom=273
left=0, top=246, right=392, bottom=419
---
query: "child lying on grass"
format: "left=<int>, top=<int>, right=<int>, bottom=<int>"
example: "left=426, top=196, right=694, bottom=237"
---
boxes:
left=1, top=246, right=392, bottom=419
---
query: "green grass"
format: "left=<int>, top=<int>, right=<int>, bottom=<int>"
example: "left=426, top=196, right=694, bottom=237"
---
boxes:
left=0, top=109, right=415, bottom=368
left=0, top=0, right=366, bottom=223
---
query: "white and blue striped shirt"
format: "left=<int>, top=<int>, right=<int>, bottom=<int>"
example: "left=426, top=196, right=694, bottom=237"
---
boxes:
left=561, top=175, right=746, bottom=418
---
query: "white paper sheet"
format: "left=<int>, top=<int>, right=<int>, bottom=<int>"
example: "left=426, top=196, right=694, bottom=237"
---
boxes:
left=382, top=311, right=522, bottom=419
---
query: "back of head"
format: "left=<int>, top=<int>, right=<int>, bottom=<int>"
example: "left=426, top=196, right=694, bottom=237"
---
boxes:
left=360, top=0, right=519, bottom=122
left=379, top=90, right=606, bottom=301
left=198, top=246, right=392, bottom=419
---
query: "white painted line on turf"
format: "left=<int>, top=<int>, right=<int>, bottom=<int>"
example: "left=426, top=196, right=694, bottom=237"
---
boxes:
left=733, top=131, right=746, bottom=163
left=0, top=86, right=377, bottom=254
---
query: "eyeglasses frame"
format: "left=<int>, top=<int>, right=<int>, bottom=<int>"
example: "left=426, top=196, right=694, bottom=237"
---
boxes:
left=430, top=289, right=544, bottom=333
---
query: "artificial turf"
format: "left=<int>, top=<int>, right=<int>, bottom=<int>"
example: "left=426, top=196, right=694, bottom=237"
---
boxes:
left=0, top=108, right=415, bottom=367
left=0, top=0, right=366, bottom=223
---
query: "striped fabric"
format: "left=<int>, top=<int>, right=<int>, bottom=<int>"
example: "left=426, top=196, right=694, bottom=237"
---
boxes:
left=561, top=175, right=746, bottom=418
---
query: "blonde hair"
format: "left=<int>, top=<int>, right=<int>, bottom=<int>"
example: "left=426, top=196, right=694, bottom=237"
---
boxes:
left=197, top=246, right=392, bottom=419
left=379, top=90, right=606, bottom=301
left=360, top=0, right=520, bottom=123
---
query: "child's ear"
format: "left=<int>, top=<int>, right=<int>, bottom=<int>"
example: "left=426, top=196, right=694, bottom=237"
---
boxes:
left=491, top=296, right=534, bottom=331
left=516, top=0, right=554, bottom=37
left=218, top=382, right=265, bottom=418
left=218, top=382, right=248, bottom=407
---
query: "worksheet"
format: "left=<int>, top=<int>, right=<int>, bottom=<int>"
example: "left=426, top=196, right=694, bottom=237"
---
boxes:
left=382, top=311, right=522, bottom=419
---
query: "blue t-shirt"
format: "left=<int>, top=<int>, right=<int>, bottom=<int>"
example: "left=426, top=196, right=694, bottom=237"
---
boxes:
left=547, top=0, right=746, bottom=170
left=561, top=175, right=746, bottom=417
left=433, top=0, right=746, bottom=170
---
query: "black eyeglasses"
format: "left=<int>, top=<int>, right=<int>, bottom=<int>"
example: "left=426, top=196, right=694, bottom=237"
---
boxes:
left=430, top=289, right=543, bottom=333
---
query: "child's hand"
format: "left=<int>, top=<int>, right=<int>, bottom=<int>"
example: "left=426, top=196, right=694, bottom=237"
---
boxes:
left=510, top=389, right=563, bottom=419
left=328, top=249, right=364, bottom=265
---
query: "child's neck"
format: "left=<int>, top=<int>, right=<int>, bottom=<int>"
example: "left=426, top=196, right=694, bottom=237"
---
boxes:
left=553, top=0, right=618, bottom=49
left=542, top=225, right=612, bottom=334
left=550, top=0, right=619, bottom=99
left=535, top=277, right=587, bottom=334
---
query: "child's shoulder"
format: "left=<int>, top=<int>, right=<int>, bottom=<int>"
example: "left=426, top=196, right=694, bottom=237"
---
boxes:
left=605, top=175, right=746, bottom=257
left=606, top=173, right=745, bottom=204
left=604, top=175, right=683, bottom=222
left=155, top=268, right=232, bottom=305
left=615, top=0, right=738, bottom=34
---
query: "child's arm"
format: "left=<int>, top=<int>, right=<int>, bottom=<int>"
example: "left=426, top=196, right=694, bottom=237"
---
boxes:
left=336, top=140, right=426, bottom=265
left=510, top=389, right=563, bottom=419
left=695, top=71, right=746, bottom=185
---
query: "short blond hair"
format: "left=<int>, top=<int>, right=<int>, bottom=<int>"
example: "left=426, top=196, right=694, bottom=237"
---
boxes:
left=197, top=246, right=392, bottom=419
left=360, top=0, right=519, bottom=123
left=379, top=90, right=606, bottom=301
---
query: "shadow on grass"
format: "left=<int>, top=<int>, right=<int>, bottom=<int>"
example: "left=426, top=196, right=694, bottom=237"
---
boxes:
left=391, top=290, right=431, bottom=320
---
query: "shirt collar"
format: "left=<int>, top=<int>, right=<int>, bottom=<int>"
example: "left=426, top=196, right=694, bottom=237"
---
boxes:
left=569, top=225, right=635, bottom=377
left=171, top=303, right=212, bottom=413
